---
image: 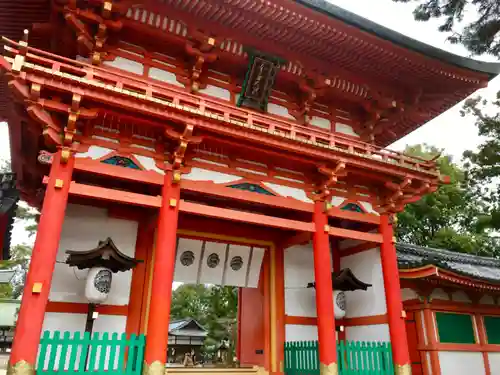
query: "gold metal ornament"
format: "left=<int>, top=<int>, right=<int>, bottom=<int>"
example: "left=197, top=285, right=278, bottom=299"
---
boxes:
left=60, top=148, right=71, bottom=164
left=395, top=363, right=412, bottom=375
left=7, top=360, right=35, bottom=375
left=142, top=360, right=165, bottom=375
left=320, top=362, right=339, bottom=375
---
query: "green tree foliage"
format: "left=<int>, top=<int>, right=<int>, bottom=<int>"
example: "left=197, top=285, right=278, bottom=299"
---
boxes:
left=0, top=158, right=36, bottom=299
left=393, top=0, right=500, bottom=56
left=396, top=144, right=499, bottom=255
left=170, top=284, right=238, bottom=363
left=461, top=96, right=500, bottom=232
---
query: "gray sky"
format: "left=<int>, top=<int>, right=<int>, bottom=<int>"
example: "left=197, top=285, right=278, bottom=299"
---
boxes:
left=1, top=0, right=499, bottom=245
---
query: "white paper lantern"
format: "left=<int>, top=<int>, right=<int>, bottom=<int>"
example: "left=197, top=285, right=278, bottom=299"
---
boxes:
left=85, top=267, right=112, bottom=304
left=334, top=290, right=346, bottom=319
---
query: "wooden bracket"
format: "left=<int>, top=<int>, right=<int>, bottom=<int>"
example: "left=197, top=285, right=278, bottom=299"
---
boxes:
left=313, top=161, right=347, bottom=201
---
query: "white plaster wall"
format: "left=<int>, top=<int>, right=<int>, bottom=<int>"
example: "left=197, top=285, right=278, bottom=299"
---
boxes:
left=76, top=146, right=113, bottom=159
left=49, top=204, right=138, bottom=305
left=452, top=291, right=471, bottom=303
left=42, top=313, right=127, bottom=334
left=488, top=353, right=500, bottom=374
left=401, top=288, right=419, bottom=301
left=335, top=123, right=359, bottom=137
left=104, top=56, right=144, bottom=75
left=183, top=168, right=241, bottom=184
left=438, top=352, right=485, bottom=375
left=199, top=85, right=231, bottom=101
left=267, top=104, right=294, bottom=120
left=480, top=295, right=495, bottom=305
left=345, top=324, right=389, bottom=342
left=340, top=248, right=387, bottom=318
left=430, top=288, right=449, bottom=301
left=148, top=67, right=184, bottom=87
left=263, top=183, right=312, bottom=203
left=133, top=155, right=164, bottom=174
left=309, top=116, right=331, bottom=130
left=285, top=325, right=318, bottom=342
left=284, top=244, right=317, bottom=317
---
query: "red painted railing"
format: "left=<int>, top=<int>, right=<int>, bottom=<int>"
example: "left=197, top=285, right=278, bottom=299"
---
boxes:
left=2, top=37, right=438, bottom=176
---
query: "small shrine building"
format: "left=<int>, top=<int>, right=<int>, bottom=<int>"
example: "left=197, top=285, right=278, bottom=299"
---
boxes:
left=1, top=1, right=500, bottom=375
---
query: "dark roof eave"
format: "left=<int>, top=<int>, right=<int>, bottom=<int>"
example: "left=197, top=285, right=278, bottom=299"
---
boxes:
left=295, top=0, right=500, bottom=80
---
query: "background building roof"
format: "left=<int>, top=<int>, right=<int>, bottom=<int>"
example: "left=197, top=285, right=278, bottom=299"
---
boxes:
left=397, top=243, right=500, bottom=285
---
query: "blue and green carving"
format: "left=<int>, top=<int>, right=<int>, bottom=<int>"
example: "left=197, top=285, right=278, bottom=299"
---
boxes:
left=228, top=183, right=275, bottom=196
left=101, top=156, right=141, bottom=170
left=341, top=203, right=364, bottom=213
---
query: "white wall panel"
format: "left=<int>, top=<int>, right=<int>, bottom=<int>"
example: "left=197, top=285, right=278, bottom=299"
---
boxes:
left=438, top=352, right=485, bottom=375
left=401, top=288, right=418, bottom=301
left=50, top=204, right=138, bottom=306
left=267, top=104, right=294, bottom=119
left=488, top=353, right=500, bottom=375
left=430, top=288, right=449, bottom=300
left=346, top=324, right=390, bottom=342
left=148, top=67, right=184, bottom=86
left=263, top=183, right=312, bottom=203
left=340, top=248, right=387, bottom=318
left=104, top=56, right=144, bottom=75
left=335, top=123, right=359, bottom=137
left=183, top=168, right=241, bottom=184
left=199, top=85, right=231, bottom=101
left=285, top=325, right=318, bottom=342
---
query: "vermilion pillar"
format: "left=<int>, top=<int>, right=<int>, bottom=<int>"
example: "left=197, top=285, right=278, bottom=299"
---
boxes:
left=380, top=214, right=411, bottom=375
left=312, top=201, right=338, bottom=375
left=144, top=171, right=180, bottom=375
left=9, top=151, right=74, bottom=375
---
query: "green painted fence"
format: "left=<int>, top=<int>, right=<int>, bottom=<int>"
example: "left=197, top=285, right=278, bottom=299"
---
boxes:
left=284, top=340, right=394, bottom=375
left=37, top=331, right=145, bottom=375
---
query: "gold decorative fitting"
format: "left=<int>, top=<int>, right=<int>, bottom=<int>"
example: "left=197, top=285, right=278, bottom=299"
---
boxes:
left=320, top=362, right=338, bottom=375
left=324, top=224, right=330, bottom=233
left=103, top=1, right=113, bottom=11
left=208, top=37, right=215, bottom=46
left=402, top=310, right=407, bottom=319
left=169, top=198, right=177, bottom=208
left=395, top=363, right=412, bottom=375
left=32, top=282, right=42, bottom=294
left=142, top=361, right=166, bottom=375
left=324, top=201, right=332, bottom=212
left=142, top=361, right=165, bottom=375
left=30, top=83, right=41, bottom=100
left=12, top=55, right=25, bottom=73
left=54, top=179, right=64, bottom=189
left=172, top=172, right=181, bottom=183
left=7, top=360, right=35, bottom=375
left=92, top=51, right=101, bottom=65
left=392, top=236, right=397, bottom=244
left=60, top=148, right=71, bottom=163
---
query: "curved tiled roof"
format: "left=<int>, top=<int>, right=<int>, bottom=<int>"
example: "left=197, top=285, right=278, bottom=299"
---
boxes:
left=296, top=0, right=500, bottom=79
left=397, top=243, right=500, bottom=285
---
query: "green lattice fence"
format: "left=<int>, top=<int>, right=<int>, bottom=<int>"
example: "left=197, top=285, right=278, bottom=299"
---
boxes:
left=37, top=331, right=145, bottom=375
left=284, top=340, right=394, bottom=375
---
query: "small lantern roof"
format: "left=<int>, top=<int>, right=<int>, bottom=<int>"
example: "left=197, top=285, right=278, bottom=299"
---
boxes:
left=65, top=237, right=141, bottom=273
left=308, top=268, right=372, bottom=292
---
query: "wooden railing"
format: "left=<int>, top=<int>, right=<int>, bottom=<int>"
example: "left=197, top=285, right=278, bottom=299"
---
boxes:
left=37, top=331, right=145, bottom=375
left=284, top=340, right=394, bottom=375
left=2, top=37, right=438, bottom=176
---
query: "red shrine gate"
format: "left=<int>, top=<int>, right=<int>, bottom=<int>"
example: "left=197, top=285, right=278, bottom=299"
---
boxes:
left=1, top=0, right=498, bottom=375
